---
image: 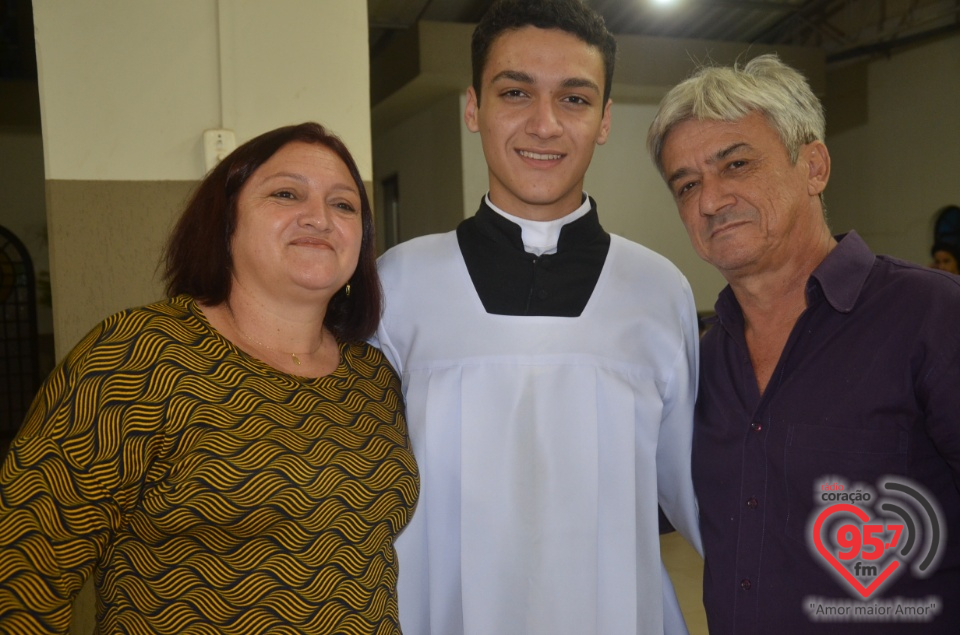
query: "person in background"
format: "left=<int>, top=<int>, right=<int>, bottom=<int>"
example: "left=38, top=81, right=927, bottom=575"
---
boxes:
left=930, top=204, right=960, bottom=274
left=0, top=122, right=418, bottom=634
left=648, top=54, right=960, bottom=634
left=930, top=241, right=960, bottom=274
left=375, top=1, right=702, bottom=633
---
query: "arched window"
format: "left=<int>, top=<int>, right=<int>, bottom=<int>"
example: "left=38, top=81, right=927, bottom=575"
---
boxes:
left=0, top=225, right=40, bottom=443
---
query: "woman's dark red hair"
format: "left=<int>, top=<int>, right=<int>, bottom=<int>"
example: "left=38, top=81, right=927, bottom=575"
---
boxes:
left=163, top=122, right=381, bottom=341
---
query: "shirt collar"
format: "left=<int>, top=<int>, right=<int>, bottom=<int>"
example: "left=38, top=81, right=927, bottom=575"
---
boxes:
left=484, top=193, right=593, bottom=256
left=809, top=231, right=875, bottom=313
left=714, top=231, right=876, bottom=327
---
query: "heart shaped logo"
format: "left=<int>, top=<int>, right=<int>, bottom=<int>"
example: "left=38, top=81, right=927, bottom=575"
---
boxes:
left=812, top=503, right=901, bottom=599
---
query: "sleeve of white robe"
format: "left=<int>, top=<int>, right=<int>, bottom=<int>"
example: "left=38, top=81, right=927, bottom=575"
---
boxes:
left=371, top=299, right=403, bottom=376
left=656, top=274, right=703, bottom=557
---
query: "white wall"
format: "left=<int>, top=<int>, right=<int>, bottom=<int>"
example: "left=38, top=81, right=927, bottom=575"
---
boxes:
left=827, top=34, right=960, bottom=264
left=33, top=1, right=219, bottom=180
left=34, top=0, right=372, bottom=182
left=373, top=92, right=465, bottom=245
left=220, top=0, right=372, bottom=174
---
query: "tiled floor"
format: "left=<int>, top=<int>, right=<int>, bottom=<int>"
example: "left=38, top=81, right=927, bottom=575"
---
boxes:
left=661, top=532, right=708, bottom=635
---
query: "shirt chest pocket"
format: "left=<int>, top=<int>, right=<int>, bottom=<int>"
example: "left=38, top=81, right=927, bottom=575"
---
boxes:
left=783, top=423, right=908, bottom=544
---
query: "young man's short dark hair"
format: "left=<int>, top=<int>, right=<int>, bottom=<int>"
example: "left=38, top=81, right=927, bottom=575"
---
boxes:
left=471, top=0, right=617, bottom=106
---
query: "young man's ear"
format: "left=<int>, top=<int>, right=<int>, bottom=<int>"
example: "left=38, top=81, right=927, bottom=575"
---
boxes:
left=596, top=98, right=613, bottom=146
left=464, top=86, right=481, bottom=133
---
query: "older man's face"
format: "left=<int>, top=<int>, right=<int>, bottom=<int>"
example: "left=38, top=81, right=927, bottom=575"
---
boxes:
left=660, top=111, right=828, bottom=280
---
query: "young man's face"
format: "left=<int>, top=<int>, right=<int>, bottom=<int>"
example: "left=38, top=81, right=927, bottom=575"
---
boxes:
left=464, top=26, right=611, bottom=222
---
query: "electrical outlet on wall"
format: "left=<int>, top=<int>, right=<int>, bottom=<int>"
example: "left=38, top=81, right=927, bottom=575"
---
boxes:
left=203, top=129, right=236, bottom=172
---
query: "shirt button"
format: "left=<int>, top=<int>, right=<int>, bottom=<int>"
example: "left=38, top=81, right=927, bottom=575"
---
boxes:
left=741, top=578, right=752, bottom=590
left=746, top=497, right=759, bottom=509
left=750, top=421, right=763, bottom=432
left=537, top=289, right=549, bottom=300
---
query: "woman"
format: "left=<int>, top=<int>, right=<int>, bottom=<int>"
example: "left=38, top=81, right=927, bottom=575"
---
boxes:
left=0, top=123, right=419, bottom=634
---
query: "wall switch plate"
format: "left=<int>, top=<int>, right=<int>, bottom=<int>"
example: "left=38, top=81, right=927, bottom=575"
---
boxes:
left=203, top=129, right=236, bottom=171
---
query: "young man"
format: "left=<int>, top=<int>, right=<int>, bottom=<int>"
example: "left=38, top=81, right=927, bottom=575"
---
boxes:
left=648, top=55, right=960, bottom=634
left=377, top=1, right=702, bottom=633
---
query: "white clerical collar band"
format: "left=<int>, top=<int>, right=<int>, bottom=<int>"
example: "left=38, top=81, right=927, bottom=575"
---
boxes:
left=485, top=193, right=591, bottom=257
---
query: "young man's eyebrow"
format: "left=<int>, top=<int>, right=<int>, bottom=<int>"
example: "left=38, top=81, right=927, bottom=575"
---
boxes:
left=489, top=71, right=600, bottom=96
left=490, top=70, right=534, bottom=84
left=560, top=77, right=601, bottom=94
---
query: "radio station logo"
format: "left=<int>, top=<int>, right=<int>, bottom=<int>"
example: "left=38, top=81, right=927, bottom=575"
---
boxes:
left=803, top=476, right=944, bottom=622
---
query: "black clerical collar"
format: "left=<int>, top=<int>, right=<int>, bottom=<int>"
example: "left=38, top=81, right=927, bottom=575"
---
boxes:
left=471, top=197, right=606, bottom=256
left=456, top=197, right=610, bottom=317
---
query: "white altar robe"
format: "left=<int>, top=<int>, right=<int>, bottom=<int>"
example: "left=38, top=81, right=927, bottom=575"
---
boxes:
left=376, top=231, right=702, bottom=635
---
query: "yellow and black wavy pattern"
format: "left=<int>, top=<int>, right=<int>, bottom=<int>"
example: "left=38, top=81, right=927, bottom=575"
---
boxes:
left=0, top=295, right=419, bottom=634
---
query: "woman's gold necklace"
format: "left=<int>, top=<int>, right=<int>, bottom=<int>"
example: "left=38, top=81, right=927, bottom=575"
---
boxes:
left=227, top=304, right=323, bottom=366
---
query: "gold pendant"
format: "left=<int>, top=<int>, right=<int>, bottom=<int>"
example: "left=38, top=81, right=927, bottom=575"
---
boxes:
left=291, top=353, right=301, bottom=365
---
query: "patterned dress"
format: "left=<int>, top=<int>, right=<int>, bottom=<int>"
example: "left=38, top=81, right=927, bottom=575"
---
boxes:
left=0, top=295, right=419, bottom=634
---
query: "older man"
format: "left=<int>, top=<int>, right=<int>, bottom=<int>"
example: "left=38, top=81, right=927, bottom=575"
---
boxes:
left=648, top=55, right=960, bottom=634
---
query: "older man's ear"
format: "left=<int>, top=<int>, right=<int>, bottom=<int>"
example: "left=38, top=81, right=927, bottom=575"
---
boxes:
left=805, top=141, right=831, bottom=198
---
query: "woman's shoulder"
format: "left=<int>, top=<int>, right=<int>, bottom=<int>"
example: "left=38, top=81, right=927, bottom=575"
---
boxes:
left=340, top=340, right=399, bottom=383
left=66, top=295, right=207, bottom=367
left=342, top=339, right=389, bottom=367
left=91, top=294, right=191, bottom=326
left=112, top=294, right=197, bottom=324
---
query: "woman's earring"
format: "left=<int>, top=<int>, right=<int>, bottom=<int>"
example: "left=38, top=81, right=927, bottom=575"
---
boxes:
left=345, top=283, right=351, bottom=297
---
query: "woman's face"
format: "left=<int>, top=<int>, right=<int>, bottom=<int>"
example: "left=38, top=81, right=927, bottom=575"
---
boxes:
left=230, top=141, right=363, bottom=302
left=931, top=250, right=959, bottom=275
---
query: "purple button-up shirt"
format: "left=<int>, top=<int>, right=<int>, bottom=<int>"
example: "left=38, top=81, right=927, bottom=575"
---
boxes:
left=694, top=232, right=960, bottom=634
